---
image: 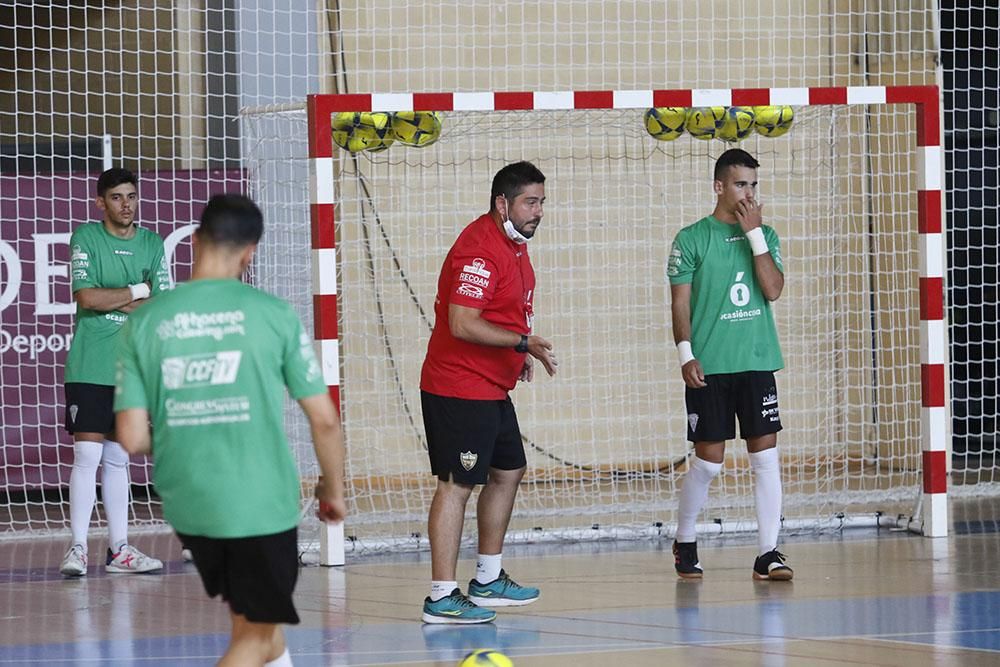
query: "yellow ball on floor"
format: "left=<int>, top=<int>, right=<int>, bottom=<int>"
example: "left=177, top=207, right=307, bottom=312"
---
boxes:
left=459, top=648, right=514, bottom=666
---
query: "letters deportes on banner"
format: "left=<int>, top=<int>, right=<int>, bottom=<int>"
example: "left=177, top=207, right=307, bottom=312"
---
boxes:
left=0, top=170, right=243, bottom=490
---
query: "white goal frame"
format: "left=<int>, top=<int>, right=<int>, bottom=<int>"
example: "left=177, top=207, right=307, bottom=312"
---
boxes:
left=304, top=85, right=947, bottom=564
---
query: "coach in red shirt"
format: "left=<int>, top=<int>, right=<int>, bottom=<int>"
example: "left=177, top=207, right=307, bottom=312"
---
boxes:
left=419, top=161, right=558, bottom=625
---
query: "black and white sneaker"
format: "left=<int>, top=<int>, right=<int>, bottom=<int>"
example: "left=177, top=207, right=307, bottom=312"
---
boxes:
left=753, top=550, right=793, bottom=581
left=673, top=540, right=703, bottom=579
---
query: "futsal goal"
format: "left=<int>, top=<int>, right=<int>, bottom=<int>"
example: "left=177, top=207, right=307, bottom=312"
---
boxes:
left=240, top=85, right=947, bottom=562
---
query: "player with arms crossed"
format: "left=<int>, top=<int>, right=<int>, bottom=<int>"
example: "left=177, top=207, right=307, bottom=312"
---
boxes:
left=420, top=161, right=558, bottom=624
left=115, top=195, right=347, bottom=666
left=60, top=167, right=170, bottom=577
left=667, top=148, right=793, bottom=581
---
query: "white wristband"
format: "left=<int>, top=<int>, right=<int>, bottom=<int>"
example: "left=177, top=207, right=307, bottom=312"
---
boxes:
left=677, top=340, right=695, bottom=366
left=128, top=283, right=151, bottom=300
left=746, top=227, right=769, bottom=256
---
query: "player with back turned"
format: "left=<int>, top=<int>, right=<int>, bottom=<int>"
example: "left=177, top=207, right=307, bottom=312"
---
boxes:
left=115, top=194, right=347, bottom=666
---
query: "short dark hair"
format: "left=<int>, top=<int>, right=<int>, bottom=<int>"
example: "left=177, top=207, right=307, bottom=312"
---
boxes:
left=490, top=161, right=546, bottom=210
left=96, top=168, right=137, bottom=196
left=196, top=194, right=264, bottom=248
left=714, top=148, right=760, bottom=181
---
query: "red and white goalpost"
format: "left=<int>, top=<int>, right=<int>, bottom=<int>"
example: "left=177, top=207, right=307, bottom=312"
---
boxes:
left=242, top=85, right=946, bottom=562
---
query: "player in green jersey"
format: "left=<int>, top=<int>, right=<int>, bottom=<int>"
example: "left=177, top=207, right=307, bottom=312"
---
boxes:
left=115, top=194, right=347, bottom=667
left=59, top=168, right=170, bottom=578
left=667, top=148, right=793, bottom=582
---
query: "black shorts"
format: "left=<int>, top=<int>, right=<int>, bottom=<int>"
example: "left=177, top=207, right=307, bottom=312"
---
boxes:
left=421, top=391, right=527, bottom=485
left=65, top=383, right=115, bottom=435
left=178, top=527, right=300, bottom=625
left=685, top=371, right=783, bottom=442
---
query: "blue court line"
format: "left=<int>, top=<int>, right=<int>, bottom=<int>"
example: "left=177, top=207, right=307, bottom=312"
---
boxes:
left=1, top=590, right=998, bottom=665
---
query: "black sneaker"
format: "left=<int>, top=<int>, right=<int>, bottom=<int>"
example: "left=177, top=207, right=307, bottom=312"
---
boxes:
left=673, top=540, right=703, bottom=579
left=753, top=550, right=793, bottom=581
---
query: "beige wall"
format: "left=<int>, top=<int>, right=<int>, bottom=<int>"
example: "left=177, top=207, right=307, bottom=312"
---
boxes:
left=1, top=3, right=183, bottom=169
left=327, top=0, right=937, bottom=94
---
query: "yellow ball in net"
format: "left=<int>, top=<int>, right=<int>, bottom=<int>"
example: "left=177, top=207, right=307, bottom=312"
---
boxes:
left=716, top=106, right=756, bottom=143
left=331, top=111, right=396, bottom=153
left=685, top=106, right=726, bottom=140
left=391, top=111, right=444, bottom=147
left=458, top=648, right=514, bottom=667
left=753, top=105, right=795, bottom=137
left=644, top=107, right=687, bottom=141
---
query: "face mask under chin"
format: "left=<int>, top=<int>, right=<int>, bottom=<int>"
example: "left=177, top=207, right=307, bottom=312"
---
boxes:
left=503, top=218, right=530, bottom=244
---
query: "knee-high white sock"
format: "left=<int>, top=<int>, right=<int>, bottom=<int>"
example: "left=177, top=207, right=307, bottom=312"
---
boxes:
left=676, top=456, right=722, bottom=543
left=101, top=440, right=132, bottom=551
left=265, top=648, right=293, bottom=667
left=69, top=441, right=103, bottom=546
left=749, top=448, right=782, bottom=554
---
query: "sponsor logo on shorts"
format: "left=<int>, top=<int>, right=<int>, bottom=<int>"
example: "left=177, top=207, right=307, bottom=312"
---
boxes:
left=462, top=258, right=491, bottom=279
left=761, top=406, right=780, bottom=422
left=69, top=404, right=78, bottom=425
left=762, top=392, right=777, bottom=406
left=457, top=283, right=484, bottom=299
left=460, top=450, right=478, bottom=471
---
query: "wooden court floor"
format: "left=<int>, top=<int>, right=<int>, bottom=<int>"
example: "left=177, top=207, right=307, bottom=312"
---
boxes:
left=2, top=497, right=1000, bottom=666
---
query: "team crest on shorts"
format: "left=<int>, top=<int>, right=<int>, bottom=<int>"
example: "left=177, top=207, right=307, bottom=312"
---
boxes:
left=459, top=450, right=478, bottom=471
left=688, top=413, right=699, bottom=433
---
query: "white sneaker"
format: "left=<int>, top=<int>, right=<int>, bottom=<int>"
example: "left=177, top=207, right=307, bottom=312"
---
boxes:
left=105, top=545, right=164, bottom=574
left=181, top=548, right=193, bottom=562
left=59, top=544, right=88, bottom=577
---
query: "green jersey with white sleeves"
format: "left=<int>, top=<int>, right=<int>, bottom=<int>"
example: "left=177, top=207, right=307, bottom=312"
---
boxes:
left=667, top=215, right=784, bottom=375
left=65, top=222, right=171, bottom=385
left=114, top=279, right=328, bottom=539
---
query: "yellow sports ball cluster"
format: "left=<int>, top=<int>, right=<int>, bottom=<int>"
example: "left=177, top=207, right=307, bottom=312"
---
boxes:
left=332, top=111, right=443, bottom=154
left=644, top=106, right=794, bottom=142
left=458, top=649, right=513, bottom=667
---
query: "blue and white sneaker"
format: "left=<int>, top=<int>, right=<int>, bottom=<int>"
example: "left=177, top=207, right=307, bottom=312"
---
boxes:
left=468, top=570, right=540, bottom=607
left=422, top=588, right=497, bottom=624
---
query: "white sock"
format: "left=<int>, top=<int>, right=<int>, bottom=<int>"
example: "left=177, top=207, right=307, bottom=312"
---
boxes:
left=69, top=441, right=102, bottom=546
left=475, top=553, right=502, bottom=584
left=101, top=440, right=131, bottom=551
left=749, top=448, right=782, bottom=554
left=265, top=648, right=293, bottom=667
left=676, top=456, right=723, bottom=543
left=430, top=581, right=458, bottom=601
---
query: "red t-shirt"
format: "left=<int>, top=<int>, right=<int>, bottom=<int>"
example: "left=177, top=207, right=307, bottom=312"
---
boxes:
left=420, top=214, right=536, bottom=399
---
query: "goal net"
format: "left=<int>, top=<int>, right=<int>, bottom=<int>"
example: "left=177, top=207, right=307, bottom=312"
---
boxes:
left=242, top=87, right=946, bottom=556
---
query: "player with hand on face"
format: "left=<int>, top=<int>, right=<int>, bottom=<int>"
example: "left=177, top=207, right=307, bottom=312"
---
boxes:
left=667, top=148, right=792, bottom=582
